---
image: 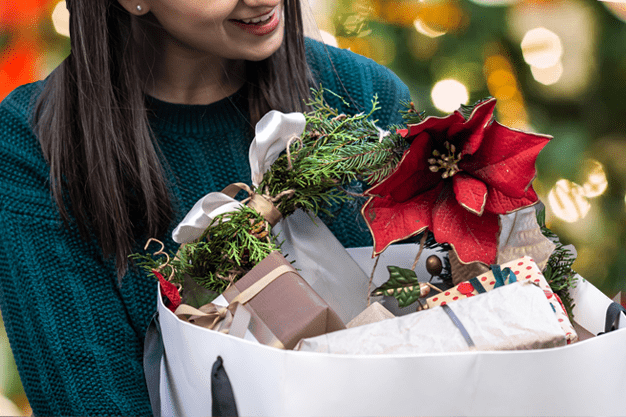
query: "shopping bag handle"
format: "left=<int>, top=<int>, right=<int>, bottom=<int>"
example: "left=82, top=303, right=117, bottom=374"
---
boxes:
left=603, top=302, right=626, bottom=334
left=144, top=312, right=164, bottom=417
left=144, top=312, right=240, bottom=416
left=212, top=356, right=239, bottom=417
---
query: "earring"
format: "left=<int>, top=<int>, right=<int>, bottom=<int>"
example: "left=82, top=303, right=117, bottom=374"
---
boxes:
left=136, top=5, right=143, bottom=12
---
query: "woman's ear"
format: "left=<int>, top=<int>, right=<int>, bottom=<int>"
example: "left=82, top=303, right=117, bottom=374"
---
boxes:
left=116, top=0, right=149, bottom=16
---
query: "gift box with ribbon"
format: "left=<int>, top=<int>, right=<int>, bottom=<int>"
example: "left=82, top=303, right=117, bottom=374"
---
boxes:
left=426, top=256, right=578, bottom=343
left=175, top=251, right=346, bottom=349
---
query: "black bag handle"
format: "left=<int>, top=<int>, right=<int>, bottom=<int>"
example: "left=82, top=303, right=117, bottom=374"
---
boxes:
left=603, top=302, right=626, bottom=334
left=144, top=312, right=239, bottom=417
left=144, top=312, right=163, bottom=417
left=212, top=356, right=239, bottom=417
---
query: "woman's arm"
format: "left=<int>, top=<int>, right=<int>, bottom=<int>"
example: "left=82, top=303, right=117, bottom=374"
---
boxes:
left=0, top=84, right=154, bottom=416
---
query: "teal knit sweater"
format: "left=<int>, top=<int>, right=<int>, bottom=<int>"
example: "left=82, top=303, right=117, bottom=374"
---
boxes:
left=0, top=39, right=410, bottom=416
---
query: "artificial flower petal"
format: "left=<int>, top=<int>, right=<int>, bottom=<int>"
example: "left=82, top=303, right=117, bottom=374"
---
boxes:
left=366, top=132, right=439, bottom=202
left=398, top=112, right=465, bottom=140
left=484, top=186, right=538, bottom=215
left=452, top=172, right=488, bottom=215
left=155, top=270, right=181, bottom=312
left=363, top=183, right=443, bottom=255
left=448, top=98, right=497, bottom=156
left=432, top=186, right=500, bottom=265
left=461, top=121, right=551, bottom=198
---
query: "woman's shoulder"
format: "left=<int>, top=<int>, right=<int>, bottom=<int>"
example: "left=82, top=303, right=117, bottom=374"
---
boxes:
left=0, top=80, right=45, bottom=118
left=304, top=37, right=410, bottom=126
left=0, top=80, right=46, bottom=147
left=0, top=80, right=50, bottom=200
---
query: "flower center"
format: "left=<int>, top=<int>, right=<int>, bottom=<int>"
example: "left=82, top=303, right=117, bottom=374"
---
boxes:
left=428, top=141, right=462, bottom=179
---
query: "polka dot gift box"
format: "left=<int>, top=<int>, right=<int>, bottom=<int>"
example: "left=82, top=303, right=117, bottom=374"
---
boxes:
left=426, top=256, right=578, bottom=344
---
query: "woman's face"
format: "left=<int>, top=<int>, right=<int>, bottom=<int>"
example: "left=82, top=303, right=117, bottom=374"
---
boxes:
left=138, top=0, right=285, bottom=62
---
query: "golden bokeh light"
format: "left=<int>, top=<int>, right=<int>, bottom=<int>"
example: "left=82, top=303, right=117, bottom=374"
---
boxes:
left=483, top=49, right=528, bottom=129
left=521, top=27, right=563, bottom=69
left=431, top=79, right=469, bottom=113
left=547, top=179, right=591, bottom=223
left=52, top=1, right=70, bottom=38
left=336, top=36, right=397, bottom=66
left=581, top=159, right=608, bottom=198
left=413, top=17, right=447, bottom=38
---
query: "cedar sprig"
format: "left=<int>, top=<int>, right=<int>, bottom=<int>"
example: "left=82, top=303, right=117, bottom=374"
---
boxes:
left=131, top=206, right=281, bottom=295
left=174, top=206, right=281, bottom=293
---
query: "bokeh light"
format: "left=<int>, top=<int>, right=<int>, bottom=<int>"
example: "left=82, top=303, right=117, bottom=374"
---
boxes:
left=431, top=79, right=469, bottom=112
left=581, top=159, right=608, bottom=198
left=52, top=1, right=70, bottom=38
left=413, top=17, right=447, bottom=38
left=507, top=0, right=597, bottom=99
left=483, top=50, right=528, bottom=129
left=521, top=27, right=563, bottom=69
left=548, top=179, right=591, bottom=223
left=530, top=61, right=564, bottom=86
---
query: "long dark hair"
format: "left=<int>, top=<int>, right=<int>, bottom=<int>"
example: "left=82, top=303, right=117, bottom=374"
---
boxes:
left=33, top=0, right=312, bottom=275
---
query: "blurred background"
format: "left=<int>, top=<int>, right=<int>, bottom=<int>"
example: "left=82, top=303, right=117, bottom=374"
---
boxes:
left=0, top=0, right=625, bottom=414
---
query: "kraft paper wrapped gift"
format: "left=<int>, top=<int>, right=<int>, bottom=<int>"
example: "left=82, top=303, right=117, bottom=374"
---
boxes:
left=346, top=301, right=395, bottom=328
left=426, top=256, right=578, bottom=343
left=295, top=281, right=567, bottom=355
left=220, top=251, right=346, bottom=349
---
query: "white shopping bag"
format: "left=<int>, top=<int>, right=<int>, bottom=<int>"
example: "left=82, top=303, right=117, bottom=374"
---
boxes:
left=148, top=244, right=626, bottom=417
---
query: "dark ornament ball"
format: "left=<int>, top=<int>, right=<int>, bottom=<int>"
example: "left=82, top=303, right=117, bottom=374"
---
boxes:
left=426, top=255, right=443, bottom=276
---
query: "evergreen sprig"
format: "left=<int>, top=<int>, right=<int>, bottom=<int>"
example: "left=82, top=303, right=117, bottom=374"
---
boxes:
left=399, top=100, right=426, bottom=125
left=258, top=89, right=409, bottom=217
left=538, top=207, right=578, bottom=321
left=541, top=226, right=578, bottom=321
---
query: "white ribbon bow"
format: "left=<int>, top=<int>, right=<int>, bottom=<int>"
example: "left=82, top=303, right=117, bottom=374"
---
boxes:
left=172, top=110, right=306, bottom=244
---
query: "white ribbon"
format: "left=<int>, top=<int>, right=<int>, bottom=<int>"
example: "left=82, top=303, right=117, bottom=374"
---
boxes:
left=172, top=110, right=306, bottom=244
left=249, top=110, right=306, bottom=187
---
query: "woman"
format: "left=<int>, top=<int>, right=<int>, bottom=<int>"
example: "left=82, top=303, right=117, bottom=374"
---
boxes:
left=0, top=0, right=410, bottom=414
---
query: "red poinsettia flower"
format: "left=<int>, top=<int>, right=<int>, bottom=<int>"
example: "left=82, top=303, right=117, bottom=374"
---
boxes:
left=362, top=98, right=551, bottom=265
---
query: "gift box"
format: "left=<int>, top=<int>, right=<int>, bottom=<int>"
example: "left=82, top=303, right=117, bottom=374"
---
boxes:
left=218, top=251, right=346, bottom=349
left=295, top=281, right=566, bottom=355
left=346, top=301, right=395, bottom=328
left=426, top=256, right=578, bottom=344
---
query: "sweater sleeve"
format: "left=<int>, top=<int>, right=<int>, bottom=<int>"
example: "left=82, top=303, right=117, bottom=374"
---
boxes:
left=0, top=84, right=154, bottom=416
left=305, top=39, right=412, bottom=248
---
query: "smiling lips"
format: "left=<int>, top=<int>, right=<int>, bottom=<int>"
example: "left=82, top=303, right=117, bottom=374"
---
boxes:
left=230, top=7, right=280, bottom=36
